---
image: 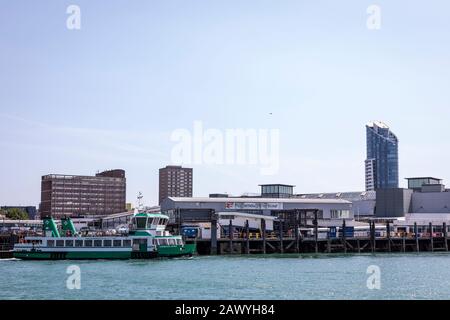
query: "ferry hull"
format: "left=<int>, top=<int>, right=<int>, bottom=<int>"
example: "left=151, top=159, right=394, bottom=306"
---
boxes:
left=157, top=244, right=196, bottom=257
left=13, top=244, right=196, bottom=260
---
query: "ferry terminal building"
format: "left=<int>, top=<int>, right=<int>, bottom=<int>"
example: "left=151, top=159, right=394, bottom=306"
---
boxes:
left=160, top=196, right=353, bottom=229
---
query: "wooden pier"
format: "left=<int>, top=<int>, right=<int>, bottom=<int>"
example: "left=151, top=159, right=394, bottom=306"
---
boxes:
left=188, top=218, right=450, bottom=255
left=192, top=236, right=450, bottom=255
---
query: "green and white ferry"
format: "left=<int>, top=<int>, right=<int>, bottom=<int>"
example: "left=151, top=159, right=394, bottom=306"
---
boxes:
left=13, top=212, right=196, bottom=260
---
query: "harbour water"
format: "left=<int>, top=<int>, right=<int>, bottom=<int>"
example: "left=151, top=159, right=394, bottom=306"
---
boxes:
left=1, top=253, right=450, bottom=300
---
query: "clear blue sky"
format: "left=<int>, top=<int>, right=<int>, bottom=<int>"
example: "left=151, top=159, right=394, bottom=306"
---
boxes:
left=1, top=1, right=450, bottom=207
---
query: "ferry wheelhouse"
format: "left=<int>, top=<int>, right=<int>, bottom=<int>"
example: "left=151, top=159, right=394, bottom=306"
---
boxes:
left=13, top=212, right=196, bottom=260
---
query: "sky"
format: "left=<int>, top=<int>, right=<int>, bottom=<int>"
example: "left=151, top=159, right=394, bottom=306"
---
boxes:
left=1, top=0, right=450, bottom=207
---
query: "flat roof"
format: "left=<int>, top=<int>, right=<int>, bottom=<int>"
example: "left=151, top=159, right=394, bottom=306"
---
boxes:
left=405, top=177, right=441, bottom=181
left=167, top=197, right=351, bottom=204
left=42, top=174, right=124, bottom=180
left=259, top=184, right=295, bottom=187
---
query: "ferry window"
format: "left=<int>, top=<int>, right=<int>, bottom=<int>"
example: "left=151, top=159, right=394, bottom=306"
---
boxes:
left=153, top=218, right=160, bottom=225
left=94, top=240, right=102, bottom=247
left=75, top=240, right=83, bottom=247
left=56, top=240, right=64, bottom=247
left=65, top=240, right=74, bottom=247
left=47, top=240, right=55, bottom=247
left=103, top=240, right=112, bottom=247
left=161, top=239, right=168, bottom=246
left=123, top=240, right=131, bottom=247
left=168, top=239, right=175, bottom=245
left=132, top=239, right=140, bottom=245
left=147, top=218, right=154, bottom=226
left=136, top=217, right=147, bottom=229
left=113, top=240, right=122, bottom=247
left=84, top=240, right=93, bottom=247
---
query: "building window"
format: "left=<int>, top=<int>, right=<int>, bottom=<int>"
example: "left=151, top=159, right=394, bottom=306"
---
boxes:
left=330, top=210, right=351, bottom=219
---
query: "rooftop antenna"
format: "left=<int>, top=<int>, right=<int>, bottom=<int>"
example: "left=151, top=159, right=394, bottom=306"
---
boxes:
left=135, top=192, right=143, bottom=213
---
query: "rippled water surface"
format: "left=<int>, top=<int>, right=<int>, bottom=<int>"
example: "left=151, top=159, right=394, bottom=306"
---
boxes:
left=1, top=253, right=449, bottom=300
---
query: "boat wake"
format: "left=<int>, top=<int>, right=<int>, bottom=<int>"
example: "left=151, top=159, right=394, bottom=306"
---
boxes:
left=0, top=258, right=20, bottom=262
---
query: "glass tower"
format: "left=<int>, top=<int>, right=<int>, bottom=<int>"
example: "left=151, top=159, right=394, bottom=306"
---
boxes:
left=365, top=121, right=399, bottom=191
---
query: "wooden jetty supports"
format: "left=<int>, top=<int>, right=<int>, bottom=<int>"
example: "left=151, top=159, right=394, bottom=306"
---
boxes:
left=414, top=222, right=419, bottom=252
left=229, top=219, right=233, bottom=254
left=341, top=219, right=347, bottom=254
left=444, top=222, right=448, bottom=252
left=386, top=221, right=391, bottom=252
left=429, top=222, right=434, bottom=252
left=294, top=211, right=300, bottom=253
left=279, top=220, right=284, bottom=254
left=210, top=212, right=218, bottom=255
left=245, top=219, right=250, bottom=254
left=370, top=220, right=376, bottom=253
left=261, top=219, right=266, bottom=254
left=314, top=210, right=319, bottom=254
left=327, top=227, right=332, bottom=254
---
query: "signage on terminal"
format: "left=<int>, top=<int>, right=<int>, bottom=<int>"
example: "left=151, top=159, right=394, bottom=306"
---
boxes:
left=225, top=202, right=283, bottom=210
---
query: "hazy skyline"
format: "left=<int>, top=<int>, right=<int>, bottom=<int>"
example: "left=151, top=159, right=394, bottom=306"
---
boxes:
left=1, top=1, right=450, bottom=207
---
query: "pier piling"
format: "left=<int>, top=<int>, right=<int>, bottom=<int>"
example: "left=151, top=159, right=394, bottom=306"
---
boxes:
left=210, top=213, right=217, bottom=255
left=314, top=211, right=319, bottom=254
left=370, top=221, right=375, bottom=253
left=279, top=220, right=284, bottom=254
left=429, top=222, right=434, bottom=252
left=295, top=211, right=300, bottom=253
left=327, top=233, right=331, bottom=253
left=386, top=221, right=391, bottom=252
left=414, top=222, right=419, bottom=252
left=229, top=219, right=233, bottom=254
left=245, top=220, right=250, bottom=254
left=342, top=219, right=347, bottom=254
left=261, top=219, right=266, bottom=254
left=444, top=222, right=448, bottom=252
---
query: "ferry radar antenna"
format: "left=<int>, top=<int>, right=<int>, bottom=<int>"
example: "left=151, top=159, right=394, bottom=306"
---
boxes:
left=136, top=192, right=144, bottom=213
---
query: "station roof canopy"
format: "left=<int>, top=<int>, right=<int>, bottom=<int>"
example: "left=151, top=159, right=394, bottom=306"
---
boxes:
left=167, top=197, right=351, bottom=204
